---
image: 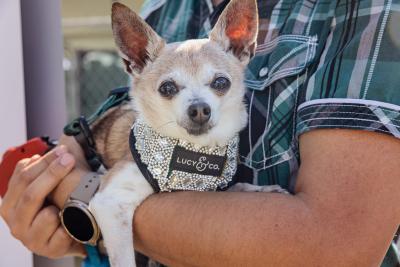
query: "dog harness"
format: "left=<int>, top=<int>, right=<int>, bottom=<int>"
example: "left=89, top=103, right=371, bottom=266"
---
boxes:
left=129, top=119, right=239, bottom=192
left=64, top=87, right=131, bottom=172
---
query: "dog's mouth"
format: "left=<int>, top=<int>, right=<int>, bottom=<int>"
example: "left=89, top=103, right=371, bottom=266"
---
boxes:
left=182, top=122, right=213, bottom=136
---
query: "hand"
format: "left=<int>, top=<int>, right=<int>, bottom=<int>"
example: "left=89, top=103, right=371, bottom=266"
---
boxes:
left=0, top=145, right=86, bottom=259
left=48, top=135, right=91, bottom=208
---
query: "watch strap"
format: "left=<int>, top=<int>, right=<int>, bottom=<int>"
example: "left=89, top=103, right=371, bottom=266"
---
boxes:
left=70, top=172, right=101, bottom=204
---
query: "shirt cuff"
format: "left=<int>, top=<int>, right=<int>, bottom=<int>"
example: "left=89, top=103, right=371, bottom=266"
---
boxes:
left=296, top=98, right=400, bottom=138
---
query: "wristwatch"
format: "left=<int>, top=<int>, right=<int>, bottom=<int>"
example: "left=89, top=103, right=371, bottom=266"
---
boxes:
left=60, top=172, right=102, bottom=245
left=60, top=87, right=131, bottom=249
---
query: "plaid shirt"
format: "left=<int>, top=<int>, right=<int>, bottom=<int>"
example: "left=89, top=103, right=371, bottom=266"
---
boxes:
left=105, top=1, right=400, bottom=266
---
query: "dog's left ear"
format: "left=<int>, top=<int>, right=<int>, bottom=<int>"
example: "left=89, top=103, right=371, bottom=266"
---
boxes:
left=209, top=0, right=258, bottom=65
left=111, top=2, right=165, bottom=74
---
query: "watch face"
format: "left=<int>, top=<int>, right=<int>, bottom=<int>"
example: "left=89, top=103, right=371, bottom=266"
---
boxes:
left=62, top=206, right=95, bottom=242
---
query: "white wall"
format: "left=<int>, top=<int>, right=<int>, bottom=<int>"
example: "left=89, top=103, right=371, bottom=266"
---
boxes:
left=0, top=0, right=27, bottom=153
left=0, top=0, right=33, bottom=266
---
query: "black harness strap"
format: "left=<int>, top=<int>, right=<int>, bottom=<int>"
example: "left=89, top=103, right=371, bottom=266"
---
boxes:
left=129, top=130, right=160, bottom=192
left=64, top=87, right=131, bottom=172
left=74, top=117, right=104, bottom=171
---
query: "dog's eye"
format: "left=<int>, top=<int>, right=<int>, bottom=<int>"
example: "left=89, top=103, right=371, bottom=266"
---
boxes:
left=158, top=81, right=178, bottom=98
left=210, top=77, right=231, bottom=92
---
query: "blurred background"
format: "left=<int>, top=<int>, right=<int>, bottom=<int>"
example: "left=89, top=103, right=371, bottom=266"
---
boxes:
left=0, top=0, right=143, bottom=266
left=63, top=0, right=143, bottom=119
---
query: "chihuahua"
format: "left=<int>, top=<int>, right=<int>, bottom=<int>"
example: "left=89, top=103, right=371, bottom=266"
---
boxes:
left=89, top=0, right=261, bottom=266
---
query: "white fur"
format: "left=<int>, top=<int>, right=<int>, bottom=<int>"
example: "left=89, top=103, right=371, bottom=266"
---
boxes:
left=90, top=163, right=154, bottom=267
left=133, top=51, right=248, bottom=147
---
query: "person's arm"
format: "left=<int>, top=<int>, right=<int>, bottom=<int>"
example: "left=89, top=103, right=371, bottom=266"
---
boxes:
left=133, top=129, right=400, bottom=266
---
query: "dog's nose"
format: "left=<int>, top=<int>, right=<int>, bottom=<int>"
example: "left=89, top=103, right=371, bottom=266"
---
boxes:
left=188, top=102, right=211, bottom=124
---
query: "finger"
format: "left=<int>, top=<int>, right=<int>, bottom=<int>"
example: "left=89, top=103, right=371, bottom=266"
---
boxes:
left=13, top=153, right=75, bottom=232
left=30, top=154, right=42, bottom=162
left=0, top=157, right=27, bottom=218
left=5, top=146, right=67, bottom=207
left=45, top=227, right=73, bottom=259
left=10, top=146, right=67, bottom=187
left=6, top=154, right=41, bottom=191
left=0, top=155, right=43, bottom=220
left=59, top=135, right=89, bottom=169
left=12, top=157, right=33, bottom=175
left=26, top=206, right=60, bottom=250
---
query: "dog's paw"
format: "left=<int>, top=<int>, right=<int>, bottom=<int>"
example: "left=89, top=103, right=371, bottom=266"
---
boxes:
left=229, top=183, right=289, bottom=194
left=90, top=192, right=136, bottom=266
left=89, top=161, right=154, bottom=267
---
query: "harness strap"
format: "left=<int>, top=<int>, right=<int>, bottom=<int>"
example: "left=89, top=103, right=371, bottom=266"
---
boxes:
left=129, top=130, right=160, bottom=192
left=63, top=87, right=131, bottom=171
left=75, top=117, right=104, bottom=171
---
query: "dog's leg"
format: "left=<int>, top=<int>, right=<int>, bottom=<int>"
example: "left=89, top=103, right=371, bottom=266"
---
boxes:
left=90, top=161, right=154, bottom=267
left=229, top=183, right=289, bottom=194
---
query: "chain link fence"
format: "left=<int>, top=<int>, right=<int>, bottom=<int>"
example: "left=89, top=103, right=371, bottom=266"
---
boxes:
left=77, top=50, right=129, bottom=116
left=65, top=50, right=129, bottom=120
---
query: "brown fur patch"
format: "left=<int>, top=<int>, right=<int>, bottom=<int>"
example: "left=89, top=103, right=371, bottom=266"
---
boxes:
left=91, top=104, right=135, bottom=168
left=210, top=0, right=258, bottom=62
left=225, top=0, right=258, bottom=43
left=111, top=2, right=165, bottom=72
left=225, top=0, right=258, bottom=58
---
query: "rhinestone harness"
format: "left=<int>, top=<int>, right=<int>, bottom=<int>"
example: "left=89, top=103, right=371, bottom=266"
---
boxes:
left=129, top=120, right=239, bottom=192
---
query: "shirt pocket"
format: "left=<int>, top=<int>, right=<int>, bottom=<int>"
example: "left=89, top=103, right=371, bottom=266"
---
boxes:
left=245, top=34, right=318, bottom=91
left=241, top=34, right=318, bottom=171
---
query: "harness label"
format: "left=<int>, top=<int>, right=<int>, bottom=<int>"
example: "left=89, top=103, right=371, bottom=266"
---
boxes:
left=170, top=146, right=226, bottom=177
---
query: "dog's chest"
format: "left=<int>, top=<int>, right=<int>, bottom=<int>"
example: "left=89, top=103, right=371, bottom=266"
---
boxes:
left=129, top=120, right=239, bottom=192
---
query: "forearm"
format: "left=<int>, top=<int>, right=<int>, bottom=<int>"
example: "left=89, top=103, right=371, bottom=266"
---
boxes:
left=133, top=191, right=322, bottom=267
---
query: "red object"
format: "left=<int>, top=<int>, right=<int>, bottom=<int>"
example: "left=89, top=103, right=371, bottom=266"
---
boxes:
left=0, top=138, right=53, bottom=197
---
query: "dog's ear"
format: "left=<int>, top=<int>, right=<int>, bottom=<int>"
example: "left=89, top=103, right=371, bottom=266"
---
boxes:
left=111, top=2, right=165, bottom=74
left=209, top=0, right=258, bottom=65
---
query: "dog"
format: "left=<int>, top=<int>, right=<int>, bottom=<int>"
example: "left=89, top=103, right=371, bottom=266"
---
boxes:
left=88, top=1, right=261, bottom=266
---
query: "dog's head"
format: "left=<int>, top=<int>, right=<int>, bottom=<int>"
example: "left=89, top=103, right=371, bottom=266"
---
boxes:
left=112, top=0, right=258, bottom=147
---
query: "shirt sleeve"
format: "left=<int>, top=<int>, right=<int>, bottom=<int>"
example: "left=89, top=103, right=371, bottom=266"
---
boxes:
left=297, top=1, right=400, bottom=139
left=141, top=0, right=213, bottom=43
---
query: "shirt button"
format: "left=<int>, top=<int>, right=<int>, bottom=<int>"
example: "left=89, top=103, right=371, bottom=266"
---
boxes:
left=259, top=67, right=269, bottom=77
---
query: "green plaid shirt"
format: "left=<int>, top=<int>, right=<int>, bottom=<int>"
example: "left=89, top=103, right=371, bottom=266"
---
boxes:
left=140, top=0, right=400, bottom=266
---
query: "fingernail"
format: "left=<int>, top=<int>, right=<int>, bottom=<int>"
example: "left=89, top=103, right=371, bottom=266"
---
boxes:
left=55, top=146, right=67, bottom=157
left=59, top=154, right=73, bottom=166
